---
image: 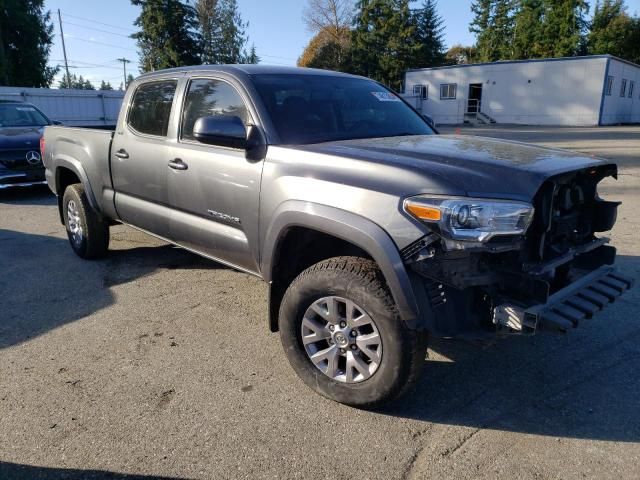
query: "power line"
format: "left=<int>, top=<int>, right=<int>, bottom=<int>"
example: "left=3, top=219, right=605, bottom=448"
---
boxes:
left=62, top=20, right=133, bottom=39
left=61, top=12, right=137, bottom=33
left=52, top=59, right=139, bottom=70
left=65, top=35, right=137, bottom=54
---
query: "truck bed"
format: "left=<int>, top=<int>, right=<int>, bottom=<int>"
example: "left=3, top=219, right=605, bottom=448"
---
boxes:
left=43, top=125, right=115, bottom=211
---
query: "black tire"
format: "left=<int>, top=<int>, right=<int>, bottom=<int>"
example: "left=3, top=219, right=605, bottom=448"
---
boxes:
left=279, top=256, right=428, bottom=408
left=62, top=183, right=109, bottom=259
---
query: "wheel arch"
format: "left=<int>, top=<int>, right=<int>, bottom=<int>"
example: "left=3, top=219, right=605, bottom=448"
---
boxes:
left=262, top=201, right=421, bottom=332
left=54, top=158, right=99, bottom=224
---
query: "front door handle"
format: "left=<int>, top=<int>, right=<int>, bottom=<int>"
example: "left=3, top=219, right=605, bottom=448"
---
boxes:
left=115, top=149, right=129, bottom=159
left=168, top=158, right=188, bottom=171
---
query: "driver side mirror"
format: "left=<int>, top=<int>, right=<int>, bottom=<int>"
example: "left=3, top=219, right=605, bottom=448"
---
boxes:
left=193, top=115, right=247, bottom=149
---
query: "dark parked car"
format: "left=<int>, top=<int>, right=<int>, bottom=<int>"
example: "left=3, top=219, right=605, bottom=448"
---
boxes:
left=0, top=101, right=57, bottom=189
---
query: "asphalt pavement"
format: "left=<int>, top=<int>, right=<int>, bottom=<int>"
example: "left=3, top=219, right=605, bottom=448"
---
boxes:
left=1, top=125, right=639, bottom=479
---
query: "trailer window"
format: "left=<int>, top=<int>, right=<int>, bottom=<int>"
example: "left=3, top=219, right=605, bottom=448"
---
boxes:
left=128, top=80, right=178, bottom=137
left=620, top=79, right=627, bottom=97
left=440, top=83, right=457, bottom=100
left=605, top=76, right=614, bottom=96
left=629, top=81, right=635, bottom=98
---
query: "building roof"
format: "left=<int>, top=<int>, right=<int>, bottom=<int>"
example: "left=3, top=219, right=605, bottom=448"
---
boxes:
left=406, top=54, right=640, bottom=73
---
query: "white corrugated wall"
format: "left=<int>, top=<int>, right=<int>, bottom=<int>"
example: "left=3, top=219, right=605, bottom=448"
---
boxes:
left=0, top=87, right=124, bottom=126
left=404, top=57, right=611, bottom=126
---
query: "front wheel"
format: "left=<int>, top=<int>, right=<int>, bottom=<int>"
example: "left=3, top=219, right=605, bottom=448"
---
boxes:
left=279, top=256, right=428, bottom=408
left=62, top=184, right=109, bottom=259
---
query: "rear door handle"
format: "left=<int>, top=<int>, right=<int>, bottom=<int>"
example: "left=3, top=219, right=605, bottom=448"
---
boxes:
left=168, top=158, right=188, bottom=171
left=115, top=149, right=129, bottom=159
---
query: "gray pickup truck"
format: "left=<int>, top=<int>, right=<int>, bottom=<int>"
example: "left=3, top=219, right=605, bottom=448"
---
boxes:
left=42, top=65, right=632, bottom=407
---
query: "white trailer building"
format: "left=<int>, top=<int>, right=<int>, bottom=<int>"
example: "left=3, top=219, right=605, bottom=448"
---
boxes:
left=0, top=87, right=124, bottom=126
left=403, top=55, right=640, bottom=126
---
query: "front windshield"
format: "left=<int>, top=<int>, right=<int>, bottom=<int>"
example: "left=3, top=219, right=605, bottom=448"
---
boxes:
left=252, top=74, right=434, bottom=144
left=0, top=104, right=50, bottom=127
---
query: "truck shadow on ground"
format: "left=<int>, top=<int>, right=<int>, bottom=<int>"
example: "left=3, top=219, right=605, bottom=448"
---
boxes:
left=383, top=254, right=640, bottom=443
left=0, top=228, right=225, bottom=350
left=0, top=461, right=191, bottom=480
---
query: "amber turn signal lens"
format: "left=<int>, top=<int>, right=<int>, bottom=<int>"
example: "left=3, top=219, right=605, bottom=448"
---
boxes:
left=405, top=203, right=441, bottom=221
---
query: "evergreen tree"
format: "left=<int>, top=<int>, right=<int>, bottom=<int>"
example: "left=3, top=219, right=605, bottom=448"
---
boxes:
left=131, top=0, right=201, bottom=72
left=216, top=0, right=248, bottom=63
left=126, top=74, right=135, bottom=87
left=194, top=0, right=250, bottom=64
left=0, top=0, right=57, bottom=86
left=512, top=0, right=545, bottom=59
left=469, top=0, right=494, bottom=61
left=349, top=0, right=420, bottom=90
left=242, top=44, right=260, bottom=64
left=195, top=0, right=220, bottom=64
left=58, top=74, right=95, bottom=90
left=412, top=0, right=446, bottom=67
left=99, top=80, right=114, bottom=91
left=492, top=0, right=516, bottom=59
left=588, top=0, right=640, bottom=63
left=538, top=0, right=589, bottom=57
left=469, top=0, right=516, bottom=62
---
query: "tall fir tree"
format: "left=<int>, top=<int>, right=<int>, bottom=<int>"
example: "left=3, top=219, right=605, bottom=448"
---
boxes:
left=512, top=0, right=545, bottom=59
left=0, top=0, right=57, bottom=86
left=470, top=0, right=516, bottom=62
left=538, top=0, right=590, bottom=57
left=131, top=0, right=201, bottom=72
left=243, top=44, right=260, bottom=64
left=195, top=0, right=251, bottom=64
left=195, top=0, right=221, bottom=64
left=492, top=0, right=516, bottom=59
left=349, top=0, right=421, bottom=90
left=469, top=0, right=494, bottom=61
left=412, top=0, right=447, bottom=67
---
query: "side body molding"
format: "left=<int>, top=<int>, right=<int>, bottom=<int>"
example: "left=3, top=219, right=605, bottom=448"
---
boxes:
left=261, top=201, right=421, bottom=326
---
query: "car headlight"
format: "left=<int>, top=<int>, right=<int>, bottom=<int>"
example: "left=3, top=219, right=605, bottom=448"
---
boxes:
left=404, top=196, right=534, bottom=242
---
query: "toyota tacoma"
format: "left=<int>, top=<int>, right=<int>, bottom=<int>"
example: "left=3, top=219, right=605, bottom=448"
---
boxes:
left=41, top=66, right=633, bottom=407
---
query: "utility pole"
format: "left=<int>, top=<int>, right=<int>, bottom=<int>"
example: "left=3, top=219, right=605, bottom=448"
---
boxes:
left=58, top=9, right=71, bottom=88
left=117, top=58, right=131, bottom=88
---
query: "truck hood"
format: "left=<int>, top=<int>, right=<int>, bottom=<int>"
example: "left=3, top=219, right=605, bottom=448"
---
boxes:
left=296, top=135, right=614, bottom=201
left=0, top=126, right=44, bottom=150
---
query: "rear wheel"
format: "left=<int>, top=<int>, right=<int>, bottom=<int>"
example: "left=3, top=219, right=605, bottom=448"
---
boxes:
left=279, top=256, right=428, bottom=408
left=62, top=184, right=109, bottom=259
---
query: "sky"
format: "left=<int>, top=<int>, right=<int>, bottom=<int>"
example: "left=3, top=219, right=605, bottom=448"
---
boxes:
left=44, top=0, right=640, bottom=89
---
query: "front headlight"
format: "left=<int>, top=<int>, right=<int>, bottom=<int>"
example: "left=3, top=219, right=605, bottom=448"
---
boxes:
left=404, top=196, right=534, bottom=242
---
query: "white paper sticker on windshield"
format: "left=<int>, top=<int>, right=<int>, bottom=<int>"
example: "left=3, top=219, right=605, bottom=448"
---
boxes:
left=371, top=91, right=401, bottom=102
left=16, top=107, right=36, bottom=111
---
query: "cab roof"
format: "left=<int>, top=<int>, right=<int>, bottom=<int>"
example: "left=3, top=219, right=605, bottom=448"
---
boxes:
left=137, top=64, right=361, bottom=80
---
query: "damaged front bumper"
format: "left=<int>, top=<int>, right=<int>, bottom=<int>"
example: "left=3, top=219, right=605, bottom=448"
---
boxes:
left=493, top=265, right=634, bottom=334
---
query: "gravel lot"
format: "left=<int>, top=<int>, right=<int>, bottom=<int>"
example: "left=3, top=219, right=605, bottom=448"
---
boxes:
left=1, top=125, right=639, bottom=479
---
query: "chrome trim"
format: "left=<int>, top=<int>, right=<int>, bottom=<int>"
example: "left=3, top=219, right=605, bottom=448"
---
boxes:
left=0, top=180, right=47, bottom=189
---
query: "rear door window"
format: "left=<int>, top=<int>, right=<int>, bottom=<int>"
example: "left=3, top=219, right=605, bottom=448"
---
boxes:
left=127, top=80, right=178, bottom=137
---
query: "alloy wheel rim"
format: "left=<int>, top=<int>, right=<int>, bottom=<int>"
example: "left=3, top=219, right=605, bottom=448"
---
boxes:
left=301, top=296, right=383, bottom=383
left=67, top=200, right=83, bottom=246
